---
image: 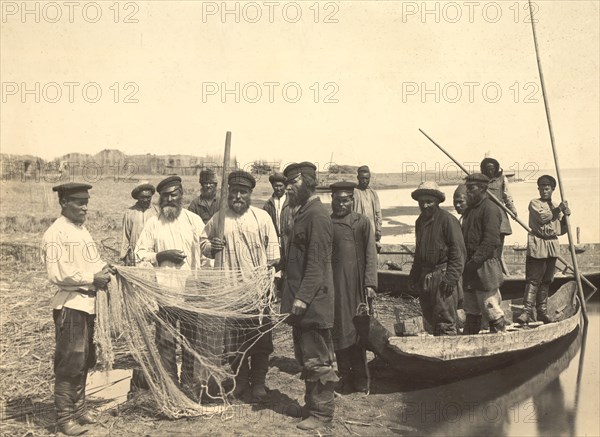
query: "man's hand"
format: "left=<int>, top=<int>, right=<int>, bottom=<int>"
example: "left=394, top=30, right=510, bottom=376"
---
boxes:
left=291, top=298, right=307, bottom=316
left=365, top=286, right=377, bottom=300
left=559, top=201, right=571, bottom=216
left=439, top=280, right=456, bottom=297
left=375, top=230, right=382, bottom=242
left=156, top=249, right=187, bottom=265
left=210, top=237, right=226, bottom=256
left=93, top=271, right=111, bottom=289
left=464, top=260, right=479, bottom=275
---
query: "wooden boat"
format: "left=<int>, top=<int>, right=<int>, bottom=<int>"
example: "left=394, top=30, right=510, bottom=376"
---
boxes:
left=357, top=281, right=584, bottom=382
left=378, top=242, right=600, bottom=299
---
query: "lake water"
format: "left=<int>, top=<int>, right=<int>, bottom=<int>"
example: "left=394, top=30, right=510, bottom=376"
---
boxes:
left=316, top=168, right=600, bottom=246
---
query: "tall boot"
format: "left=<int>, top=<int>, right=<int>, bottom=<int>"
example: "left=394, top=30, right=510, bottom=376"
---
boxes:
left=334, top=348, right=353, bottom=394
left=517, top=284, right=537, bottom=325
left=250, top=353, right=270, bottom=401
left=489, top=316, right=507, bottom=333
left=297, top=381, right=334, bottom=430
left=55, top=376, right=88, bottom=435
left=462, top=314, right=482, bottom=335
left=231, top=355, right=251, bottom=400
left=536, top=284, right=555, bottom=323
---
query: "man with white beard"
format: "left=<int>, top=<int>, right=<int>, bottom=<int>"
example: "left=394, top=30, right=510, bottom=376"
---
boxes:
left=135, top=175, right=206, bottom=400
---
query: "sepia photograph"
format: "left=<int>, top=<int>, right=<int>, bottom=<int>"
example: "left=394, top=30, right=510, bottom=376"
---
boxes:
left=1, top=1, right=599, bottom=435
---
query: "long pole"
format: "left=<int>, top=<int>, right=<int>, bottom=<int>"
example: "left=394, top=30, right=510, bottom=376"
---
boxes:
left=215, top=131, right=231, bottom=268
left=527, top=0, right=587, bottom=323
left=418, top=128, right=596, bottom=299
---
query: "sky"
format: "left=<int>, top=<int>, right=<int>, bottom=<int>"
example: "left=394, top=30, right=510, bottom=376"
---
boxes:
left=1, top=0, right=599, bottom=173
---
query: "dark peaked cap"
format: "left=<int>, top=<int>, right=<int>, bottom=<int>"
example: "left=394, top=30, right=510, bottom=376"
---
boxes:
left=131, top=183, right=155, bottom=199
left=52, top=182, right=92, bottom=199
left=228, top=170, right=256, bottom=189
left=156, top=175, right=182, bottom=193
left=199, top=168, right=218, bottom=183
left=465, top=173, right=490, bottom=185
left=269, top=172, right=286, bottom=184
left=330, top=181, right=357, bottom=193
left=283, top=162, right=317, bottom=182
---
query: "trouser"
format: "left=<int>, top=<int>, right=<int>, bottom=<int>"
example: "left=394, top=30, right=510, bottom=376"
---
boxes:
left=526, top=256, right=557, bottom=290
left=227, top=317, right=274, bottom=385
left=293, top=327, right=338, bottom=420
left=53, top=308, right=96, bottom=426
left=417, top=268, right=460, bottom=336
left=155, top=306, right=201, bottom=396
left=463, top=288, right=504, bottom=324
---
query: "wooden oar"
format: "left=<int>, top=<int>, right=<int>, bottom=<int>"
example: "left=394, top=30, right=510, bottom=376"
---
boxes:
left=527, top=0, right=587, bottom=323
left=215, top=131, right=231, bottom=268
left=418, top=128, right=597, bottom=300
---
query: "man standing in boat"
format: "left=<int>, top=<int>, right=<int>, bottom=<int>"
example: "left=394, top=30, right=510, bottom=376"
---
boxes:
left=408, top=181, right=466, bottom=336
left=352, top=165, right=382, bottom=247
left=517, top=175, right=570, bottom=325
left=461, top=173, right=507, bottom=334
left=329, top=181, right=378, bottom=393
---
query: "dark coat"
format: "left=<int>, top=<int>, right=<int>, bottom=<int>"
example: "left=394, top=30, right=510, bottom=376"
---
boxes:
left=262, top=195, right=291, bottom=238
left=281, top=197, right=334, bottom=329
left=461, top=196, right=504, bottom=292
left=331, top=212, right=378, bottom=350
left=188, top=195, right=219, bottom=224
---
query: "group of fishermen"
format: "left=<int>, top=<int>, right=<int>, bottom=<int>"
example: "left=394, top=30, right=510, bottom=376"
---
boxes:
left=41, top=158, right=570, bottom=434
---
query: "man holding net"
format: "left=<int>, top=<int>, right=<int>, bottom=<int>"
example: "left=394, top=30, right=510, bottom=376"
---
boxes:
left=42, top=183, right=115, bottom=436
left=135, top=175, right=206, bottom=400
left=281, top=162, right=338, bottom=431
left=200, top=170, right=279, bottom=402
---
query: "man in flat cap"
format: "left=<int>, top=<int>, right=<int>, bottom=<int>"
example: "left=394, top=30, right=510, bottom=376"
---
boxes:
left=189, top=168, right=220, bottom=224
left=408, top=182, right=466, bottom=336
left=517, top=175, right=570, bottom=325
left=120, top=182, right=158, bottom=265
left=352, top=165, right=382, bottom=246
left=461, top=173, right=506, bottom=334
left=42, top=183, right=114, bottom=435
left=135, top=175, right=207, bottom=400
left=200, top=170, right=279, bottom=402
left=281, top=162, right=337, bottom=431
left=329, top=181, right=378, bottom=393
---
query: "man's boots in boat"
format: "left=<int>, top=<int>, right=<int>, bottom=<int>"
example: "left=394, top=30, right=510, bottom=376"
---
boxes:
left=517, top=284, right=537, bottom=325
left=462, top=314, right=482, bottom=335
left=536, top=284, right=555, bottom=324
left=489, top=316, right=507, bottom=333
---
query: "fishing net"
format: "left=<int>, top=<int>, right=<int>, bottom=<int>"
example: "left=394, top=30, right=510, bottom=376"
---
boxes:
left=94, top=264, right=288, bottom=417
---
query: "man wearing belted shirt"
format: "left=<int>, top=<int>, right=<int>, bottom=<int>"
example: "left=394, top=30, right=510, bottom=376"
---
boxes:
left=42, top=183, right=114, bottom=436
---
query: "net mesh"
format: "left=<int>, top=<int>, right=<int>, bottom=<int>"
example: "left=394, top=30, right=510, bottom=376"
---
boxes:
left=94, top=264, right=288, bottom=417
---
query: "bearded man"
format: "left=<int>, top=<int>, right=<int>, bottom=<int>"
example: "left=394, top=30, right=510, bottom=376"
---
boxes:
left=329, top=181, right=377, bottom=393
left=188, top=168, right=220, bottom=224
left=281, top=162, right=337, bottom=431
left=120, top=182, right=158, bottom=265
left=461, top=173, right=506, bottom=334
left=408, top=182, right=466, bottom=336
left=135, top=175, right=206, bottom=399
left=200, top=170, right=279, bottom=402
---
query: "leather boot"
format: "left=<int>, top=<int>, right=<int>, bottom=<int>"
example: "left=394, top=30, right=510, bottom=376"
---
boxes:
left=517, top=284, right=537, bottom=325
left=334, top=348, right=353, bottom=394
left=57, top=420, right=88, bottom=436
left=536, top=285, right=555, bottom=323
left=249, top=353, right=270, bottom=401
left=462, top=314, right=482, bottom=335
left=489, top=316, right=507, bottom=333
left=232, top=356, right=251, bottom=400
left=297, top=381, right=333, bottom=430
